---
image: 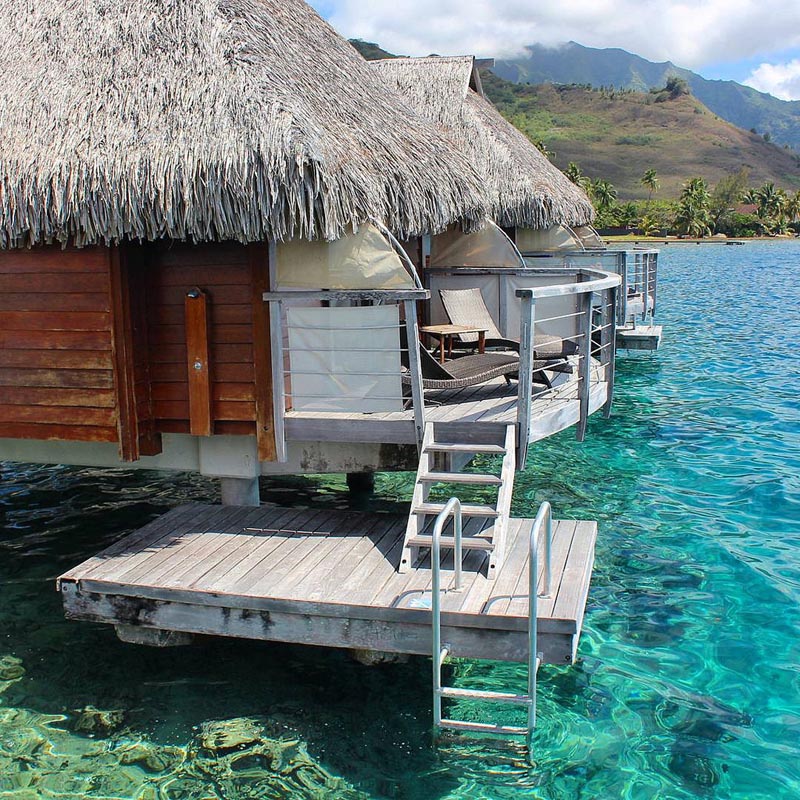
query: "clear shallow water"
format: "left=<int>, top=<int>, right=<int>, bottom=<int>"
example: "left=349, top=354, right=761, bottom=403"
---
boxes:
left=1, top=241, right=799, bottom=799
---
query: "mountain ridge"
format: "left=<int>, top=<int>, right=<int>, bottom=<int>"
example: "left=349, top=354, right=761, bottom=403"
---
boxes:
left=493, top=42, right=800, bottom=150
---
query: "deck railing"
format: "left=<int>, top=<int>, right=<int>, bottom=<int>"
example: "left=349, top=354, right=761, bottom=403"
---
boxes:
left=522, top=248, right=658, bottom=329
left=426, top=266, right=619, bottom=461
left=513, top=269, right=619, bottom=463
left=262, top=289, right=429, bottom=460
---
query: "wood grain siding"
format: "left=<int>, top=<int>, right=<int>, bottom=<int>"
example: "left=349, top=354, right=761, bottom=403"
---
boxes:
left=145, top=242, right=273, bottom=447
left=0, top=247, right=118, bottom=443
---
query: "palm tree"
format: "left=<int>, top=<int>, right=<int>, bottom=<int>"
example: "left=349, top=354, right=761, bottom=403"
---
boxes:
left=565, top=162, right=584, bottom=185
left=785, top=191, right=800, bottom=224
left=591, top=178, right=617, bottom=212
left=755, top=182, right=788, bottom=232
left=641, top=169, right=660, bottom=201
left=674, top=177, right=711, bottom=237
left=741, top=187, right=759, bottom=205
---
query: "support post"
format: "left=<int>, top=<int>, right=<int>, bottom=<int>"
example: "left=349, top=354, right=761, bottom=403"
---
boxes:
left=250, top=244, right=277, bottom=462
left=403, top=299, right=426, bottom=452
left=576, top=291, right=593, bottom=442
left=516, top=289, right=535, bottom=464
left=642, top=254, right=650, bottom=323
left=347, top=472, right=375, bottom=494
left=220, top=476, right=260, bottom=507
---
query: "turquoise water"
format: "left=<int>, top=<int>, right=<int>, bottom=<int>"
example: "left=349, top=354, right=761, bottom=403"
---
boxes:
left=1, top=241, right=799, bottom=798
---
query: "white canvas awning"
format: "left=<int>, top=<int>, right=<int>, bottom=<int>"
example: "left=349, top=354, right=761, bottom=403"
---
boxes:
left=276, top=224, right=415, bottom=289
left=515, top=225, right=583, bottom=253
left=572, top=225, right=605, bottom=249
left=429, top=220, right=524, bottom=268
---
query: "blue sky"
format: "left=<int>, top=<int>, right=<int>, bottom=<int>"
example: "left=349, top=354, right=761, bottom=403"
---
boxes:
left=310, top=1, right=800, bottom=101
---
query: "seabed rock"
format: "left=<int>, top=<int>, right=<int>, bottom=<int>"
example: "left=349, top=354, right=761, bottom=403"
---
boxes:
left=200, top=717, right=264, bottom=753
left=0, top=655, right=25, bottom=682
left=349, top=649, right=409, bottom=666
left=70, top=705, right=126, bottom=737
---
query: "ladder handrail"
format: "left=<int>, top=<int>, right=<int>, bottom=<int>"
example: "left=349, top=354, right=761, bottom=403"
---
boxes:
left=527, top=501, right=553, bottom=747
left=432, top=497, right=463, bottom=731
left=432, top=500, right=554, bottom=760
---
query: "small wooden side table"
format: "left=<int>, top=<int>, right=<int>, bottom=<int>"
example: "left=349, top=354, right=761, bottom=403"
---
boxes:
left=419, top=324, right=487, bottom=364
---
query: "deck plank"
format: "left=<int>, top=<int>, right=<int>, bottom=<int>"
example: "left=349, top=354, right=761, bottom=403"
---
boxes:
left=188, top=505, right=310, bottom=591
left=86, top=504, right=227, bottom=582
left=505, top=520, right=577, bottom=619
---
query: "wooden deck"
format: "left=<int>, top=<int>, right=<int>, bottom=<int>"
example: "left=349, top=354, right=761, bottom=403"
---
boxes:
left=617, top=324, right=663, bottom=351
left=284, top=364, right=609, bottom=445
left=58, top=503, right=597, bottom=664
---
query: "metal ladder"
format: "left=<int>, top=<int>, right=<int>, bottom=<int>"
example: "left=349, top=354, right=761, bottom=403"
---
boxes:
left=400, top=422, right=516, bottom=579
left=430, top=499, right=552, bottom=758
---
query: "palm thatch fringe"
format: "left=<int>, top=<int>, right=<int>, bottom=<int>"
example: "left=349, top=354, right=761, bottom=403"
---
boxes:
left=372, top=56, right=595, bottom=229
left=0, top=0, right=487, bottom=248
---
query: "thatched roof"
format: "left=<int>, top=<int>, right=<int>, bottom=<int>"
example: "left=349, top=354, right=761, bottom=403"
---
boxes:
left=372, top=56, right=595, bottom=229
left=0, top=1, right=487, bottom=248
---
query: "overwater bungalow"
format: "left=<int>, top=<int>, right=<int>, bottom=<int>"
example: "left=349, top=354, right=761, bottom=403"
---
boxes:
left=0, top=0, right=608, bottom=750
left=373, top=55, right=661, bottom=352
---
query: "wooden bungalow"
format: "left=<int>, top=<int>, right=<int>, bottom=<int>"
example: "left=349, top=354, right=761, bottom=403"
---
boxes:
left=373, top=55, right=662, bottom=351
left=1, top=1, right=602, bottom=748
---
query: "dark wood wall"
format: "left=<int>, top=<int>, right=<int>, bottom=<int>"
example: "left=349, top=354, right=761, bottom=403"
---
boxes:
left=0, top=247, right=119, bottom=443
left=144, top=241, right=274, bottom=459
left=0, top=241, right=275, bottom=462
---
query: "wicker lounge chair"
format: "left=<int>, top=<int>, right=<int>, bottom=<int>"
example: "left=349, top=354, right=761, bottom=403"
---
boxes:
left=439, top=287, right=577, bottom=360
left=401, top=333, right=551, bottom=390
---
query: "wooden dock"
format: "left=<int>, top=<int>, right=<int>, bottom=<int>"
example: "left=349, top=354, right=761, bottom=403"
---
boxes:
left=617, top=324, right=662, bottom=351
left=58, top=503, right=597, bottom=665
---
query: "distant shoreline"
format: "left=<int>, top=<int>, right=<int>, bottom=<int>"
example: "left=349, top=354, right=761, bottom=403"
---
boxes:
left=604, top=235, right=799, bottom=245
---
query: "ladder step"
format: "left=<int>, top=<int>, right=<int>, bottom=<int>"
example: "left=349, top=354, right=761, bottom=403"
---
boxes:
left=419, top=472, right=502, bottom=486
left=413, top=502, right=499, bottom=518
left=439, top=719, right=529, bottom=736
left=407, top=535, right=495, bottom=552
left=425, top=442, right=506, bottom=454
left=440, top=687, right=532, bottom=705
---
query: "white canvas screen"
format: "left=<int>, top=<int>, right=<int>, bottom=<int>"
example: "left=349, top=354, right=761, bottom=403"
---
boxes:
left=286, top=305, right=403, bottom=413
left=516, top=225, right=583, bottom=253
left=430, top=221, right=524, bottom=268
left=276, top=224, right=414, bottom=289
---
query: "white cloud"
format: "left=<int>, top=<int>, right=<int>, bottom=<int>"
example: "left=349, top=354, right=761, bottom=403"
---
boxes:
left=313, top=0, right=800, bottom=72
left=745, top=60, right=800, bottom=101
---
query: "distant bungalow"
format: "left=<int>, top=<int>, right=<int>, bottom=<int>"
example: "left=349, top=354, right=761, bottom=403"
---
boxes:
left=373, top=55, right=662, bottom=351
left=1, top=0, right=611, bottom=753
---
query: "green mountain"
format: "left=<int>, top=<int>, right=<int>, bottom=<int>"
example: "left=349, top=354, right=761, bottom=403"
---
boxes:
left=351, top=39, right=800, bottom=199
left=493, top=42, right=800, bottom=151
left=480, top=71, right=800, bottom=198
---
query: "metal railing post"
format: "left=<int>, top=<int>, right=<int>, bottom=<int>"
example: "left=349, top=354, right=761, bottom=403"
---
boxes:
left=617, top=252, right=628, bottom=328
left=603, top=285, right=617, bottom=418
left=516, top=289, right=535, bottom=466
left=268, top=299, right=287, bottom=462
left=432, top=498, right=463, bottom=735
left=576, top=289, right=593, bottom=442
left=403, top=299, right=426, bottom=453
left=526, top=501, right=552, bottom=752
left=650, top=252, right=658, bottom=317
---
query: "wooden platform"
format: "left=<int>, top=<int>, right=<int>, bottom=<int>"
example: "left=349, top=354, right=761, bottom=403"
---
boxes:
left=616, top=324, right=663, bottom=351
left=58, top=503, right=597, bottom=664
left=284, top=364, right=609, bottom=446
